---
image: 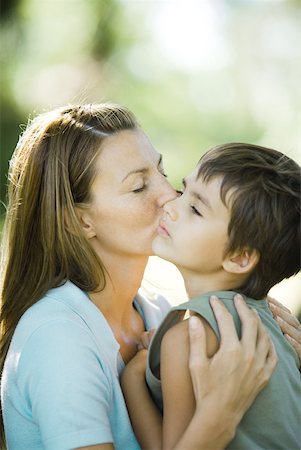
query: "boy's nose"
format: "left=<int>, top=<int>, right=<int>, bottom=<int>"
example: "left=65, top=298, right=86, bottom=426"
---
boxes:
left=163, top=197, right=178, bottom=221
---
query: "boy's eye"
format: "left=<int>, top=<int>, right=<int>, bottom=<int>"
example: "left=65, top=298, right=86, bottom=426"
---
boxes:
left=176, top=190, right=183, bottom=196
left=190, top=205, right=202, bottom=216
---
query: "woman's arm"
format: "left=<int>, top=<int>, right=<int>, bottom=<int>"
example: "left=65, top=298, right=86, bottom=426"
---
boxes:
left=268, top=295, right=301, bottom=365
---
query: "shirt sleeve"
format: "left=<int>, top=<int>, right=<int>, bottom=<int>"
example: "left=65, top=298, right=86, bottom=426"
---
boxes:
left=17, top=319, right=113, bottom=450
left=135, top=289, right=172, bottom=330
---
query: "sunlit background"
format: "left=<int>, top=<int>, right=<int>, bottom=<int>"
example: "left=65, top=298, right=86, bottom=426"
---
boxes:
left=0, top=0, right=300, bottom=316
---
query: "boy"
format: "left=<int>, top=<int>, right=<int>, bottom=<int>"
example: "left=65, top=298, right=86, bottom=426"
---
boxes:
left=121, top=143, right=301, bottom=449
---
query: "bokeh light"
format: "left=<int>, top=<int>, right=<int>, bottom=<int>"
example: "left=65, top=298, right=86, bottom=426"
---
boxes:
left=1, top=0, right=300, bottom=314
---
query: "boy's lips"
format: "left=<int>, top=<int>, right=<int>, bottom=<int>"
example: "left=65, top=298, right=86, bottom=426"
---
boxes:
left=157, top=220, right=170, bottom=237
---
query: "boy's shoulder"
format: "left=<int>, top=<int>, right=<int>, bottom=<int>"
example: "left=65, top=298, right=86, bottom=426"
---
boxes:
left=166, top=290, right=269, bottom=341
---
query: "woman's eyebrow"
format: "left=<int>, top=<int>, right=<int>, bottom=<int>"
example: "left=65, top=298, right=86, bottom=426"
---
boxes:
left=122, top=154, right=163, bottom=182
left=122, top=168, right=148, bottom=182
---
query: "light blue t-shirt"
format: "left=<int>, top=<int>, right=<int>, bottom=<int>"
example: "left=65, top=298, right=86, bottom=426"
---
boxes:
left=1, top=280, right=171, bottom=450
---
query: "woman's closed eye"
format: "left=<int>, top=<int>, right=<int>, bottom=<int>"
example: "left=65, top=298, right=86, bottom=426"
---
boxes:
left=158, top=159, right=168, bottom=178
left=133, top=184, right=147, bottom=193
left=160, top=170, right=168, bottom=178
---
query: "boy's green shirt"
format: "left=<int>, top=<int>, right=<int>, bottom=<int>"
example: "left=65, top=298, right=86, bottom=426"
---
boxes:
left=146, top=291, right=301, bottom=450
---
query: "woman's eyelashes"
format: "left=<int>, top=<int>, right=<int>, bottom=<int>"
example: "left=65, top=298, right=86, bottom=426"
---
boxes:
left=159, top=166, right=168, bottom=178
left=133, top=184, right=147, bottom=193
left=132, top=169, right=167, bottom=193
left=177, top=181, right=186, bottom=196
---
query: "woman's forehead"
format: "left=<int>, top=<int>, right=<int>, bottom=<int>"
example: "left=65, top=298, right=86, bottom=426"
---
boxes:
left=93, top=129, right=161, bottom=180
left=103, top=128, right=158, bottom=157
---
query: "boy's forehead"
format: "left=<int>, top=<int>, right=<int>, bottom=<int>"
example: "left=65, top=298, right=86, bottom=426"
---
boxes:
left=185, top=165, right=201, bottom=182
left=187, top=165, right=223, bottom=186
left=186, top=169, right=235, bottom=210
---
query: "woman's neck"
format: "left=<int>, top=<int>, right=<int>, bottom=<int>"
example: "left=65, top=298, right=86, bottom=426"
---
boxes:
left=89, top=254, right=148, bottom=322
left=89, top=254, right=148, bottom=363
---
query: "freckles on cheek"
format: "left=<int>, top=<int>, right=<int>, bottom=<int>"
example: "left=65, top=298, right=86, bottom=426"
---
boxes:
left=141, top=202, right=158, bottom=224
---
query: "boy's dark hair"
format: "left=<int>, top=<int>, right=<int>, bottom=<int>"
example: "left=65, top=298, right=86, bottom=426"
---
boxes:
left=197, top=143, right=301, bottom=299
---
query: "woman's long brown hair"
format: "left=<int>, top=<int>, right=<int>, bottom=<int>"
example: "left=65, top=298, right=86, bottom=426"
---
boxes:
left=0, top=103, right=138, bottom=447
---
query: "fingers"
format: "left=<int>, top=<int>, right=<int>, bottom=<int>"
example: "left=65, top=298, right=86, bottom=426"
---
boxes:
left=148, top=328, right=156, bottom=342
left=270, top=305, right=301, bottom=331
left=254, top=310, right=272, bottom=364
left=137, top=340, right=146, bottom=351
left=267, top=295, right=291, bottom=313
left=284, top=333, right=301, bottom=350
left=264, top=339, right=278, bottom=381
left=188, top=316, right=207, bottom=367
left=233, top=294, right=259, bottom=352
left=276, top=315, right=301, bottom=339
left=210, top=295, right=238, bottom=348
left=138, top=329, right=157, bottom=350
left=269, top=306, right=301, bottom=368
left=137, top=332, right=148, bottom=350
left=188, top=316, right=208, bottom=403
left=267, top=298, right=301, bottom=367
left=284, top=334, right=301, bottom=368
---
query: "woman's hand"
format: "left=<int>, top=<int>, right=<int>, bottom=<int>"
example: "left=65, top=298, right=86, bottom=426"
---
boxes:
left=137, top=328, right=156, bottom=350
left=268, top=295, right=301, bottom=366
left=121, top=349, right=147, bottom=381
left=121, top=329, right=156, bottom=383
left=188, top=294, right=278, bottom=439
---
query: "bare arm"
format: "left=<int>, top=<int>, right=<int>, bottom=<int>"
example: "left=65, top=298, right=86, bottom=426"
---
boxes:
left=120, top=349, right=162, bottom=450
left=161, top=317, right=223, bottom=450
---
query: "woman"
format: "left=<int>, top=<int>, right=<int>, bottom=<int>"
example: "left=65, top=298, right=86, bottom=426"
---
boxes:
left=0, top=103, right=300, bottom=450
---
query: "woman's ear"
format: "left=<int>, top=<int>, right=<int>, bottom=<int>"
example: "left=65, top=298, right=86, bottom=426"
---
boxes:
left=222, top=248, right=260, bottom=275
left=78, top=209, right=96, bottom=239
left=65, top=208, right=96, bottom=239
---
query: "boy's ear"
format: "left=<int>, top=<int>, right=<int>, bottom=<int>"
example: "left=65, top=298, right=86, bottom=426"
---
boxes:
left=65, top=207, right=96, bottom=239
left=222, top=248, right=260, bottom=274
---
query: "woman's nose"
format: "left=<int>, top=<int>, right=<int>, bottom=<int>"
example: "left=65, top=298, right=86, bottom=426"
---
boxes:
left=157, top=180, right=177, bottom=208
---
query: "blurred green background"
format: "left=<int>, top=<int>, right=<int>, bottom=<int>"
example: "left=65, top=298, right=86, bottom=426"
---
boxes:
left=0, top=0, right=300, bottom=315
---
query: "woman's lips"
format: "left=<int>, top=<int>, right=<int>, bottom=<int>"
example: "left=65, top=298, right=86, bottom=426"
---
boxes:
left=157, top=221, right=170, bottom=237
